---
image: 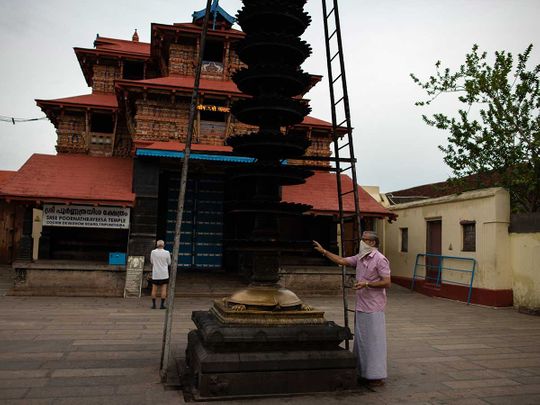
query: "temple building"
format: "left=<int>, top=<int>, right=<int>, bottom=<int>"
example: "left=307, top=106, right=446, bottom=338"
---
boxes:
left=0, top=2, right=393, bottom=293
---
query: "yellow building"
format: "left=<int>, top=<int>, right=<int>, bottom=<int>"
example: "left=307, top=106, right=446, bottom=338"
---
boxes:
left=383, top=186, right=539, bottom=311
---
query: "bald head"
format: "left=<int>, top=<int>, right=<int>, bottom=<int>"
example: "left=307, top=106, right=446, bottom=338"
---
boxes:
left=156, top=240, right=165, bottom=248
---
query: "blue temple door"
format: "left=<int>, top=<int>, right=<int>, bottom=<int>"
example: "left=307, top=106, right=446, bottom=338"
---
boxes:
left=166, top=176, right=224, bottom=271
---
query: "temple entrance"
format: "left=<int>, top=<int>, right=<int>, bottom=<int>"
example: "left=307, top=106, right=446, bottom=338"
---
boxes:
left=165, top=175, right=224, bottom=271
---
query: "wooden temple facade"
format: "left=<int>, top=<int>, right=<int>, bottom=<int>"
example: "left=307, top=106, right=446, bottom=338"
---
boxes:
left=0, top=3, right=394, bottom=285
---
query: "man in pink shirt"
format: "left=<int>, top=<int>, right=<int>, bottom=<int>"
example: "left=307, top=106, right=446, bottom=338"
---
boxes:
left=313, top=231, right=391, bottom=387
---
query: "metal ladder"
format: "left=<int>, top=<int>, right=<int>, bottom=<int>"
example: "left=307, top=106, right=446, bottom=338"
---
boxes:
left=321, top=0, right=362, bottom=350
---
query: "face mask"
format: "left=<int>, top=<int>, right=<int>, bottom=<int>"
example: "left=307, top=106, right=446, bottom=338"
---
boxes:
left=359, top=240, right=374, bottom=259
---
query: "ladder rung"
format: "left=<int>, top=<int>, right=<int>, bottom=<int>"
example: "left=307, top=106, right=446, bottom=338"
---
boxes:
left=330, top=51, right=339, bottom=62
left=340, top=189, right=354, bottom=197
left=338, top=143, right=349, bottom=151
left=338, top=119, right=347, bottom=127
left=340, top=165, right=352, bottom=172
left=326, top=8, right=335, bottom=19
left=346, top=308, right=355, bottom=313
left=332, top=73, right=343, bottom=84
left=333, top=96, right=344, bottom=106
left=328, top=29, right=337, bottom=41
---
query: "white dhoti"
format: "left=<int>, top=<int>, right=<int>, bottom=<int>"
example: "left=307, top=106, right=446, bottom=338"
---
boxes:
left=354, top=311, right=387, bottom=379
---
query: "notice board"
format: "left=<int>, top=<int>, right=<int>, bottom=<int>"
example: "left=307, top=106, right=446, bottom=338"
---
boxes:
left=124, top=256, right=145, bottom=298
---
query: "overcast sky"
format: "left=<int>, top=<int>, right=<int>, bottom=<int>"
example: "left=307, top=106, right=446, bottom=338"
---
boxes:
left=0, top=0, right=538, bottom=192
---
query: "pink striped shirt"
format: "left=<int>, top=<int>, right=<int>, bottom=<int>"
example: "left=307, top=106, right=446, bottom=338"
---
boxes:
left=345, top=249, right=391, bottom=313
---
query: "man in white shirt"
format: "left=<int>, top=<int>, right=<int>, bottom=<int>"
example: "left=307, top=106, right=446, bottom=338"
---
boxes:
left=150, top=240, right=171, bottom=309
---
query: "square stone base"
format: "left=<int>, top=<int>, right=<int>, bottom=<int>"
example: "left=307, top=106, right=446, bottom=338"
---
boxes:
left=183, top=311, right=357, bottom=399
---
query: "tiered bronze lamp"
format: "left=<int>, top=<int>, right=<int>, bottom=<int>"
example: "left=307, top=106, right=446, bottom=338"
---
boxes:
left=184, top=0, right=357, bottom=398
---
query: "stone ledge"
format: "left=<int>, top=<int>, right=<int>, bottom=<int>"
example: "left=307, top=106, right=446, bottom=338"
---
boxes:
left=12, top=260, right=125, bottom=272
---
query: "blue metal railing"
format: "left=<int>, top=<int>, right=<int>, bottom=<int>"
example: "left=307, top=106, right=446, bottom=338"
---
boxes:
left=411, top=253, right=477, bottom=304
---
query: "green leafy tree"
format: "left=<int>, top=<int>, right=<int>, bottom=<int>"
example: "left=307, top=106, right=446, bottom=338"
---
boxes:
left=411, top=44, right=540, bottom=213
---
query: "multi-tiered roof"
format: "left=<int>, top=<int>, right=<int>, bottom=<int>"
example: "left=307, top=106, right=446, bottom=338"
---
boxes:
left=0, top=2, right=394, bottom=219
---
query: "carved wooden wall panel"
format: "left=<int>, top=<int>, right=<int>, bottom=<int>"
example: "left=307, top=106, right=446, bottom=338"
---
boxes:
left=92, top=64, right=121, bottom=93
left=56, top=114, right=87, bottom=154
left=169, top=43, right=196, bottom=76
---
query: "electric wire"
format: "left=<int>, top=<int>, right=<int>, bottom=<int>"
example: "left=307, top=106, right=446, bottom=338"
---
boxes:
left=0, top=114, right=48, bottom=124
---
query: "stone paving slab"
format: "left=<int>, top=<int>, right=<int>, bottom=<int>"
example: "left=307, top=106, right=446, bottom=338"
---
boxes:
left=0, top=285, right=539, bottom=404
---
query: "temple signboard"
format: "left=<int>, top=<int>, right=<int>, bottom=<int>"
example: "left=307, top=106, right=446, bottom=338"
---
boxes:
left=197, top=104, right=230, bottom=112
left=42, top=204, right=130, bottom=229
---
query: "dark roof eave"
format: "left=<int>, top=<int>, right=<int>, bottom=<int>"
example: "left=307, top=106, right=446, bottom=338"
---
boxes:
left=293, top=121, right=348, bottom=133
left=74, top=47, right=151, bottom=87
left=307, top=209, right=397, bottom=219
left=151, top=22, right=244, bottom=39
left=74, top=47, right=151, bottom=60
left=35, top=99, right=118, bottom=111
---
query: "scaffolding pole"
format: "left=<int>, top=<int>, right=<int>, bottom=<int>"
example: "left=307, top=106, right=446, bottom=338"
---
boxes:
left=159, top=0, right=213, bottom=381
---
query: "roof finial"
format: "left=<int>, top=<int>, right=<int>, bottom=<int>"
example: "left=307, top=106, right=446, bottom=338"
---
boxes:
left=132, top=29, right=139, bottom=42
left=191, top=0, right=236, bottom=28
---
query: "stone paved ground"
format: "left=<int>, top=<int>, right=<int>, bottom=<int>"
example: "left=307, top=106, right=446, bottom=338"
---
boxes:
left=1, top=285, right=539, bottom=404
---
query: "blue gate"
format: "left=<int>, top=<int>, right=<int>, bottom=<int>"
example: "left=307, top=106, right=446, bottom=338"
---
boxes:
left=166, top=176, right=224, bottom=270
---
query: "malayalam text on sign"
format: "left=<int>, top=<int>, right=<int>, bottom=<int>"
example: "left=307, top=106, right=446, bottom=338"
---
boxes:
left=42, top=204, right=130, bottom=229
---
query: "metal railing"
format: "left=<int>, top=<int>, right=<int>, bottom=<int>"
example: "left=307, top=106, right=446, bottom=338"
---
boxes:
left=411, top=253, right=477, bottom=304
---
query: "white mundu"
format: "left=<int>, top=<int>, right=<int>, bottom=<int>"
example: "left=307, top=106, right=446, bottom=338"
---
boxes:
left=150, top=248, right=171, bottom=280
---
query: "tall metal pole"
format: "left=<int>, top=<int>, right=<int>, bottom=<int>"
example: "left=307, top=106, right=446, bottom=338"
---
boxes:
left=332, top=0, right=361, bottom=235
left=160, top=0, right=213, bottom=381
left=321, top=0, right=361, bottom=350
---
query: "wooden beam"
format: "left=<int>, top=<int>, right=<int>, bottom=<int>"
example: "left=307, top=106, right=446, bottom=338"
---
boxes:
left=195, top=94, right=201, bottom=143
left=123, top=93, right=136, bottom=138
left=223, top=41, right=230, bottom=79
left=110, top=112, right=118, bottom=156
left=224, top=96, right=232, bottom=140
left=84, top=109, right=90, bottom=148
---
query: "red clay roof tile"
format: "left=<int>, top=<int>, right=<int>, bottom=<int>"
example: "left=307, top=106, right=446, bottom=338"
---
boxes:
left=94, top=37, right=150, bottom=56
left=0, top=154, right=134, bottom=206
left=135, top=141, right=232, bottom=153
left=300, top=116, right=332, bottom=127
left=283, top=171, right=395, bottom=217
left=36, top=93, right=118, bottom=109
left=117, top=75, right=243, bottom=95
left=0, top=171, right=16, bottom=187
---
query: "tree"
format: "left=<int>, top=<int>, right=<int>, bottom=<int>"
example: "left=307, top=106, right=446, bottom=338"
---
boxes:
left=411, top=44, right=540, bottom=213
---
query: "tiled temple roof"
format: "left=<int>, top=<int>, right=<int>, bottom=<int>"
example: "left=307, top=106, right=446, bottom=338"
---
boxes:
left=0, top=154, right=135, bottom=206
